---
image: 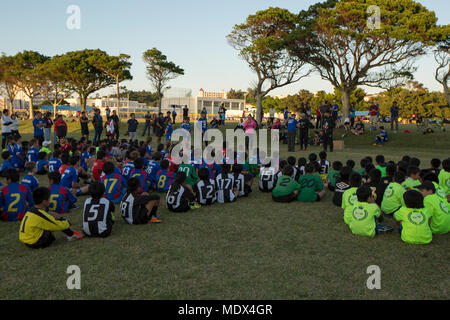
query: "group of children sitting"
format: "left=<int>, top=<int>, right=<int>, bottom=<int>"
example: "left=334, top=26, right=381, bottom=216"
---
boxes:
left=264, top=151, right=449, bottom=244
left=0, top=132, right=449, bottom=248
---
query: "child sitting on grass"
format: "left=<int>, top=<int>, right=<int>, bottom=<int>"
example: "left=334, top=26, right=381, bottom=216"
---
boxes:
left=394, top=190, right=432, bottom=245
left=233, top=164, right=253, bottom=197
left=0, top=151, right=14, bottom=177
left=21, top=162, right=39, bottom=193
left=259, top=162, right=276, bottom=193
left=19, top=187, right=83, bottom=249
left=82, top=182, right=115, bottom=237
left=48, top=171, right=77, bottom=214
left=0, top=169, right=34, bottom=221
left=326, top=161, right=342, bottom=191
left=36, top=151, right=49, bottom=175
left=297, top=163, right=326, bottom=203
left=402, top=166, right=421, bottom=190
left=417, top=181, right=450, bottom=235
left=381, top=171, right=406, bottom=216
left=342, top=172, right=362, bottom=225
left=167, top=172, right=200, bottom=212
left=194, top=167, right=217, bottom=205
left=438, top=158, right=450, bottom=200
left=121, top=177, right=161, bottom=224
left=373, top=126, right=388, bottom=147
left=349, top=185, right=384, bottom=238
left=272, top=165, right=301, bottom=203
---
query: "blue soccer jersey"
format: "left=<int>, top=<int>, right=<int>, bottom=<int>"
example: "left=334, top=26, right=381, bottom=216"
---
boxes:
left=21, top=174, right=39, bottom=193
left=0, top=159, right=14, bottom=173
left=37, top=160, right=49, bottom=173
left=130, top=168, right=152, bottom=193
left=122, top=161, right=135, bottom=182
left=181, top=122, right=191, bottom=132
left=146, top=160, right=161, bottom=179
left=48, top=158, right=62, bottom=173
left=146, top=145, right=152, bottom=157
left=61, top=166, right=78, bottom=189
left=80, top=151, right=93, bottom=171
left=166, top=123, right=173, bottom=141
left=0, top=182, right=34, bottom=221
left=49, top=184, right=77, bottom=213
left=27, top=147, right=39, bottom=163
left=154, top=169, right=174, bottom=192
left=101, top=172, right=125, bottom=202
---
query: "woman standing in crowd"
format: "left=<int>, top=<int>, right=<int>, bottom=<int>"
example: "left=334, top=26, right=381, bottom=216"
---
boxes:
left=10, top=112, right=20, bottom=137
left=244, top=114, right=257, bottom=151
left=43, top=112, right=53, bottom=142
left=1, top=109, right=13, bottom=149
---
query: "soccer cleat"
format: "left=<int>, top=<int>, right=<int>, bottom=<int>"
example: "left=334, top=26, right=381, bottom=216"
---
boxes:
left=148, top=217, right=162, bottom=224
left=190, top=203, right=202, bottom=210
left=67, top=230, right=83, bottom=241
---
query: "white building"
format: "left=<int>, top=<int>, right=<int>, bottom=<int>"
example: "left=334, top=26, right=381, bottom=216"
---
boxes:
left=161, top=88, right=244, bottom=119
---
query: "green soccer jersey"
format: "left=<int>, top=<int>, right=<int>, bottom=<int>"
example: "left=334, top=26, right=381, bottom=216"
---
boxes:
left=376, top=165, right=387, bottom=178
left=243, top=161, right=259, bottom=177
left=424, top=194, right=450, bottom=235
left=395, top=207, right=432, bottom=245
left=381, top=182, right=406, bottom=215
left=357, top=168, right=365, bottom=176
left=349, top=201, right=381, bottom=237
left=297, top=174, right=324, bottom=202
left=177, top=163, right=199, bottom=186
left=341, top=187, right=358, bottom=225
left=438, top=170, right=450, bottom=195
left=327, top=170, right=340, bottom=188
left=272, top=175, right=301, bottom=198
left=402, top=178, right=420, bottom=190
left=433, top=182, right=447, bottom=200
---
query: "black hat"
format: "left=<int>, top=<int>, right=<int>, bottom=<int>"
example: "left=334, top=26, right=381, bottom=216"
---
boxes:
left=416, top=181, right=435, bottom=192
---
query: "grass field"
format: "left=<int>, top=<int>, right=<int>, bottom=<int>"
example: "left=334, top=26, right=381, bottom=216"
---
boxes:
left=0, top=119, right=449, bottom=300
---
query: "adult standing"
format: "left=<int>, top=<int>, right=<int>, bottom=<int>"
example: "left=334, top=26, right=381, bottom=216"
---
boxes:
left=92, top=109, right=103, bottom=146
left=183, top=105, right=189, bottom=121
left=80, top=111, right=90, bottom=139
left=298, top=113, right=313, bottom=151
left=54, top=114, right=68, bottom=143
left=1, top=109, right=13, bottom=149
left=349, top=105, right=356, bottom=129
left=111, top=110, right=120, bottom=140
left=105, top=106, right=111, bottom=117
left=10, top=113, right=20, bottom=137
left=283, top=107, right=289, bottom=124
left=319, top=102, right=329, bottom=129
left=331, top=100, right=339, bottom=122
left=43, top=112, right=53, bottom=142
left=155, top=112, right=165, bottom=145
left=390, top=101, right=399, bottom=133
left=269, top=106, right=275, bottom=126
left=197, top=112, right=208, bottom=146
left=127, top=113, right=139, bottom=144
left=142, top=111, right=152, bottom=137
left=286, top=113, right=298, bottom=152
left=172, top=106, right=177, bottom=124
left=243, top=114, right=257, bottom=151
left=322, top=110, right=335, bottom=153
left=32, top=112, right=46, bottom=146
left=315, top=107, right=321, bottom=129
left=369, top=102, right=379, bottom=127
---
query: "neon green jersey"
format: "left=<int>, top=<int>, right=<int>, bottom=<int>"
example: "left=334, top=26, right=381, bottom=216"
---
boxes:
left=395, top=207, right=432, bottom=245
left=297, top=174, right=323, bottom=202
left=349, top=201, right=381, bottom=237
left=432, top=182, right=447, bottom=200
left=438, top=170, right=450, bottom=195
left=402, top=178, right=420, bottom=190
left=272, top=175, right=301, bottom=198
left=177, top=164, right=199, bottom=186
left=376, top=165, right=387, bottom=178
left=424, top=194, right=450, bottom=235
left=381, top=182, right=406, bottom=214
left=39, top=147, right=51, bottom=155
left=341, top=187, right=358, bottom=225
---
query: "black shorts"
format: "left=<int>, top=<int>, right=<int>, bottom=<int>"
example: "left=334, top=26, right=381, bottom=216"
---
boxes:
left=26, top=230, right=55, bottom=249
left=169, top=201, right=190, bottom=213
left=155, top=128, right=164, bottom=137
left=244, top=184, right=252, bottom=196
left=272, top=193, right=297, bottom=203
left=133, top=194, right=160, bottom=224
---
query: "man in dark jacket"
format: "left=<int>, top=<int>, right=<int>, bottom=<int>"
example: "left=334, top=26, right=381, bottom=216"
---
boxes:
left=92, top=109, right=103, bottom=146
left=322, top=110, right=335, bottom=152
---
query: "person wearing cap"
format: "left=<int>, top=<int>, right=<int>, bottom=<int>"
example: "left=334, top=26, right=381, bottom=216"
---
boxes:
left=40, top=141, right=52, bottom=155
left=32, top=112, right=46, bottom=147
left=418, top=181, right=450, bottom=235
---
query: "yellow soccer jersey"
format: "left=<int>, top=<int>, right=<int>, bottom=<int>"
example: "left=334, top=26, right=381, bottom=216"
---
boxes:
left=19, top=208, right=70, bottom=245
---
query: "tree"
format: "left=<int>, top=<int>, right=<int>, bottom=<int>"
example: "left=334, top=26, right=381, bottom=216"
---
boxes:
left=0, top=54, right=20, bottom=113
left=14, top=51, right=49, bottom=118
left=35, top=56, right=73, bottom=115
left=289, top=0, right=448, bottom=118
left=227, top=7, right=312, bottom=123
left=88, top=50, right=133, bottom=116
left=227, top=88, right=246, bottom=100
left=142, top=48, right=184, bottom=113
left=58, top=50, right=116, bottom=112
left=434, top=40, right=450, bottom=106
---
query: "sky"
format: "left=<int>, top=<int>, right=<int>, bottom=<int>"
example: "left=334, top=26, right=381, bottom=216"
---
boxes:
left=0, top=0, right=449, bottom=98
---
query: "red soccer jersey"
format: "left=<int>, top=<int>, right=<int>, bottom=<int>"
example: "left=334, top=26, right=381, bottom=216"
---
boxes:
left=92, top=160, right=105, bottom=181
left=59, top=164, right=70, bottom=176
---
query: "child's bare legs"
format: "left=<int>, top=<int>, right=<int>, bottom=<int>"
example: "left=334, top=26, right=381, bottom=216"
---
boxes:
left=317, top=189, right=326, bottom=199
